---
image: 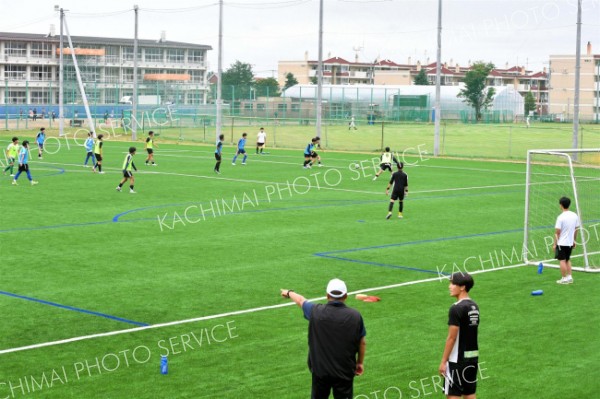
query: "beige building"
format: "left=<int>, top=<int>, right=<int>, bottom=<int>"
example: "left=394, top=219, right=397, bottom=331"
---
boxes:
left=278, top=55, right=549, bottom=115
left=549, top=42, right=600, bottom=122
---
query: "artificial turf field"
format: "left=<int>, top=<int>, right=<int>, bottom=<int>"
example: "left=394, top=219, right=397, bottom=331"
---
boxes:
left=0, top=133, right=599, bottom=398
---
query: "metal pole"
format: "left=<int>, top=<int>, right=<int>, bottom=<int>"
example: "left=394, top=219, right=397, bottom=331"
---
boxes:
left=216, top=0, right=223, bottom=141
left=572, top=0, right=582, bottom=151
left=132, top=5, right=139, bottom=140
left=316, top=0, right=323, bottom=139
left=63, top=15, right=95, bottom=133
left=59, top=8, right=64, bottom=136
left=433, top=0, right=442, bottom=156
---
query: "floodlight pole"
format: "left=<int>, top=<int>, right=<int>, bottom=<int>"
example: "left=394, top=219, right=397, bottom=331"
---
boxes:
left=216, top=0, right=223, bottom=142
left=58, top=7, right=65, bottom=136
left=316, top=0, right=323, bottom=141
left=572, top=0, right=582, bottom=154
left=433, top=0, right=442, bottom=156
left=132, top=5, right=139, bottom=140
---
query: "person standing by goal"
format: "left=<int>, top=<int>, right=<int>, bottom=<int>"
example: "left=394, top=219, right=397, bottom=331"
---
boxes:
left=553, top=196, right=580, bottom=284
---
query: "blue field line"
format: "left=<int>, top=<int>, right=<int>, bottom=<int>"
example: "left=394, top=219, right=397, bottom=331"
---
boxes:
left=0, top=290, right=149, bottom=327
left=314, top=228, right=525, bottom=273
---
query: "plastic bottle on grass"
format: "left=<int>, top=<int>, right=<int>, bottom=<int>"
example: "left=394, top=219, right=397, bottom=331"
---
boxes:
left=160, top=355, right=168, bottom=375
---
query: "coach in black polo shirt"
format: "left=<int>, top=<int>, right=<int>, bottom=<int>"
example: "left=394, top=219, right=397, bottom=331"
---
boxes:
left=281, top=279, right=367, bottom=399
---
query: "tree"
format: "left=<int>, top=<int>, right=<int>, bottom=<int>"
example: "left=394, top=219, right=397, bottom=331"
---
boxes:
left=413, top=69, right=429, bottom=85
left=524, top=91, right=536, bottom=116
left=255, top=77, right=280, bottom=97
left=283, top=72, right=299, bottom=90
left=309, top=76, right=318, bottom=85
left=457, top=61, right=496, bottom=121
left=221, top=61, right=254, bottom=101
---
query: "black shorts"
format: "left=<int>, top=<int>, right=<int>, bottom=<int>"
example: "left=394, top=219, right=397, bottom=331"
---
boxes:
left=37, top=143, right=44, bottom=149
left=380, top=163, right=392, bottom=172
left=18, top=164, right=29, bottom=173
left=390, top=190, right=405, bottom=201
left=445, top=362, right=478, bottom=397
left=147, top=148, right=153, bottom=154
left=237, top=149, right=246, bottom=155
left=94, top=153, right=103, bottom=162
left=311, top=151, right=318, bottom=158
left=556, top=245, right=574, bottom=261
left=215, top=153, right=222, bottom=161
left=311, top=374, right=353, bottom=399
left=257, top=142, right=265, bottom=147
left=123, top=170, right=133, bottom=178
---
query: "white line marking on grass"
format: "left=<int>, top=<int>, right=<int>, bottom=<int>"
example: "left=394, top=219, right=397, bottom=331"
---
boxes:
left=0, top=262, right=525, bottom=355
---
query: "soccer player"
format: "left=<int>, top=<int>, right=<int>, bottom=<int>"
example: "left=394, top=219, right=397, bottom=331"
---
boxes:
left=439, top=272, right=480, bottom=399
left=303, top=138, right=318, bottom=169
left=145, top=131, right=157, bottom=166
left=373, top=147, right=399, bottom=180
left=385, top=162, right=408, bottom=219
left=116, top=146, right=137, bottom=194
left=553, top=196, right=580, bottom=284
left=12, top=141, right=38, bottom=186
left=232, top=132, right=248, bottom=165
left=214, top=134, right=224, bottom=174
left=35, top=127, right=46, bottom=159
left=256, top=127, right=266, bottom=154
left=348, top=115, right=357, bottom=130
left=92, top=134, right=104, bottom=174
left=3, top=137, right=19, bottom=176
left=83, top=132, right=96, bottom=167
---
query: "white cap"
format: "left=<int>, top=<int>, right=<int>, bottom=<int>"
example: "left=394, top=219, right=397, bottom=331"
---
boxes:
left=326, top=278, right=347, bottom=298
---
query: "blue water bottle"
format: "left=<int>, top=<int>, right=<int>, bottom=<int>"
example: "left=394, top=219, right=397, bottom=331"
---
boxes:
left=160, top=355, right=168, bottom=375
left=537, top=262, right=543, bottom=274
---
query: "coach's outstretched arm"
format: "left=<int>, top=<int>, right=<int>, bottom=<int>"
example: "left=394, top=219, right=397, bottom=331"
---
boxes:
left=280, top=289, right=306, bottom=307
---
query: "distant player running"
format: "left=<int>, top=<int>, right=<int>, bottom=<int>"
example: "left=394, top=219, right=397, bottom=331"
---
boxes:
left=373, top=147, right=400, bottom=180
left=303, top=138, right=318, bottom=169
left=12, top=140, right=38, bottom=186
left=214, top=134, right=224, bottom=174
left=92, top=134, right=104, bottom=174
left=145, top=131, right=157, bottom=166
left=3, top=137, right=19, bottom=176
left=35, top=127, right=46, bottom=159
left=116, top=146, right=137, bottom=194
left=232, top=133, right=248, bottom=165
left=256, top=127, right=267, bottom=154
left=83, top=132, right=96, bottom=167
left=385, top=162, right=408, bottom=219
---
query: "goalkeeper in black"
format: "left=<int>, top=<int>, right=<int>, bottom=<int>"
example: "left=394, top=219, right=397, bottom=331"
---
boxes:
left=385, top=162, right=408, bottom=219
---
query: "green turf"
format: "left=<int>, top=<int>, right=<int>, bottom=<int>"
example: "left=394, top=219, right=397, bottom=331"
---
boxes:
left=0, top=134, right=599, bottom=398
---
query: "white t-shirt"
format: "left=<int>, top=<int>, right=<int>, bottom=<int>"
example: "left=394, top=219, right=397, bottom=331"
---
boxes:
left=555, top=210, right=580, bottom=246
left=257, top=131, right=266, bottom=143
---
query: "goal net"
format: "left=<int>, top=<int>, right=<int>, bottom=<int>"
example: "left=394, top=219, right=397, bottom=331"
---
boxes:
left=523, top=148, right=600, bottom=271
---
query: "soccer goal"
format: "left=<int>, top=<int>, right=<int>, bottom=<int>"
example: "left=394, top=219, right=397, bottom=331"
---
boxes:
left=523, top=148, right=600, bottom=272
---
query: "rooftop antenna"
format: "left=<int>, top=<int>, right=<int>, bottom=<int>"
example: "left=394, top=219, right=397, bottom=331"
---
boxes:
left=353, top=44, right=363, bottom=63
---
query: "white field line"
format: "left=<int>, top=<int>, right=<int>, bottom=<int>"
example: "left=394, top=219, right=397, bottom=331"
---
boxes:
left=0, top=262, right=526, bottom=356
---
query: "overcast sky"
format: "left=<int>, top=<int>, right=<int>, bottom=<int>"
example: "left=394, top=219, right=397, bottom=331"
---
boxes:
left=1, top=0, right=599, bottom=77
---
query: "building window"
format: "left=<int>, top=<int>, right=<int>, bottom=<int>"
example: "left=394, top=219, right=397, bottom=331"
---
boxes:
left=105, top=67, right=120, bottom=83
left=189, top=70, right=203, bottom=83
left=5, top=65, right=27, bottom=80
left=31, top=65, right=52, bottom=81
left=277, top=104, right=287, bottom=112
left=31, top=91, right=50, bottom=104
left=123, top=47, right=142, bottom=61
left=187, top=92, right=203, bottom=104
left=6, top=90, right=26, bottom=104
left=31, top=42, right=52, bottom=58
left=4, top=41, right=27, bottom=57
left=291, top=103, right=300, bottom=112
left=188, top=50, right=204, bottom=64
left=167, top=49, right=184, bottom=63
left=144, top=48, right=163, bottom=62
left=105, top=46, right=119, bottom=63
left=123, top=68, right=134, bottom=82
left=257, top=103, right=266, bottom=111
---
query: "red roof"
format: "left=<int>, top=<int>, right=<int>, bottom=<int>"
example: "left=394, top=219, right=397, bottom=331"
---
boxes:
left=323, top=56, right=351, bottom=64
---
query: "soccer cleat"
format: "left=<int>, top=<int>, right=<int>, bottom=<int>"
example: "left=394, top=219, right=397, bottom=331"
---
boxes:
left=232, top=163, right=236, bottom=166
left=566, top=277, right=574, bottom=284
left=398, top=212, right=403, bottom=219
left=116, top=186, right=122, bottom=192
left=11, top=180, right=18, bottom=185
left=318, top=164, right=323, bottom=167
left=31, top=181, right=38, bottom=185
left=98, top=171, right=105, bottom=174
left=556, top=278, right=569, bottom=284
left=129, top=190, right=136, bottom=194
left=152, top=163, right=157, bottom=166
left=242, top=163, right=246, bottom=165
left=372, top=176, right=377, bottom=181
left=214, top=169, right=220, bottom=174
left=386, top=213, right=392, bottom=220
left=10, top=174, right=14, bottom=177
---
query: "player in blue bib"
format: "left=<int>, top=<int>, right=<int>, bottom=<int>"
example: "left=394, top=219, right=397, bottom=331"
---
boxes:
left=232, top=133, right=248, bottom=165
left=12, top=140, right=38, bottom=186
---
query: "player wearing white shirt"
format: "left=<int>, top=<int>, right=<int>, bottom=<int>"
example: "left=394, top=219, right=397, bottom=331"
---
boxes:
left=553, top=196, right=580, bottom=284
left=256, top=127, right=267, bottom=154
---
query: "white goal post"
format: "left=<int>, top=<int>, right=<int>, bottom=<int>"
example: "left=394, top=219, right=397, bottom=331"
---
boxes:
left=523, top=148, right=600, bottom=272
